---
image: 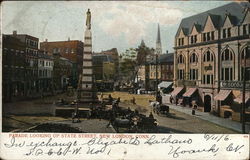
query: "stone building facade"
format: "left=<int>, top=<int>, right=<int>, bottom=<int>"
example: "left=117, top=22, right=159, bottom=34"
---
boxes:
left=173, top=2, right=250, bottom=120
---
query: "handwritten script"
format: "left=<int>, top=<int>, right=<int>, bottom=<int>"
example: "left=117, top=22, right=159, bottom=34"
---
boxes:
left=2, top=134, right=248, bottom=159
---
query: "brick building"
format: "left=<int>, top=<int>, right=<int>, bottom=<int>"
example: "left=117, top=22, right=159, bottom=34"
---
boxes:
left=173, top=2, right=250, bottom=121
left=2, top=34, right=26, bottom=102
left=3, top=31, right=41, bottom=101
left=40, top=39, right=83, bottom=88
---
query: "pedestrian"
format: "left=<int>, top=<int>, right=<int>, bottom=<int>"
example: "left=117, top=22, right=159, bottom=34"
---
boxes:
left=192, top=104, right=198, bottom=115
left=175, top=97, right=178, bottom=106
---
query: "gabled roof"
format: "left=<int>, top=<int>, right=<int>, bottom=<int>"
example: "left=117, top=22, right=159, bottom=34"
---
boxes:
left=149, top=53, right=174, bottom=64
left=176, top=2, right=250, bottom=37
left=190, top=23, right=202, bottom=34
left=175, top=27, right=188, bottom=37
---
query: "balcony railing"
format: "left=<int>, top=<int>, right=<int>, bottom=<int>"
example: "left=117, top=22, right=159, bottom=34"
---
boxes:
left=220, top=80, right=250, bottom=89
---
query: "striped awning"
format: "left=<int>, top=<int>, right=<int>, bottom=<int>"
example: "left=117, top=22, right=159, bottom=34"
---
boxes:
left=234, top=92, right=250, bottom=104
left=214, top=90, right=232, bottom=101
left=171, top=87, right=184, bottom=97
left=183, top=88, right=197, bottom=97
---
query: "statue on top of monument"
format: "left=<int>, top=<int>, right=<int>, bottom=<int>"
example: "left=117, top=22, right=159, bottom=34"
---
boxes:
left=86, top=9, right=91, bottom=30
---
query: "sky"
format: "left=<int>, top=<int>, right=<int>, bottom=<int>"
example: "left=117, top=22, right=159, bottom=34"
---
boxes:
left=2, top=1, right=232, bottom=54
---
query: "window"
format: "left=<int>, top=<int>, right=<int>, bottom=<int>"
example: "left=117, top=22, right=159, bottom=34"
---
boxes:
left=221, top=67, right=233, bottom=81
left=190, top=53, right=198, bottom=63
left=53, top=48, right=57, bottom=53
left=207, top=32, right=210, bottom=41
left=204, top=51, right=213, bottom=62
left=178, top=54, right=185, bottom=64
left=194, top=35, right=197, bottom=43
left=191, top=36, right=193, bottom=44
left=211, top=31, right=215, bottom=40
left=223, top=29, right=226, bottom=38
left=241, top=47, right=249, bottom=59
left=222, top=49, right=233, bottom=61
left=178, top=69, right=184, bottom=80
left=190, top=69, right=198, bottom=80
left=203, top=33, right=206, bottom=41
left=227, top=28, right=231, bottom=37
left=203, top=74, right=214, bottom=84
left=243, top=24, right=247, bottom=35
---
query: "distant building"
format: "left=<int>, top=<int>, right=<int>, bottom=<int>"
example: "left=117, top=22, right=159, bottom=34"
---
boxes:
left=93, top=54, right=115, bottom=90
left=37, top=50, right=54, bottom=95
left=3, top=31, right=41, bottom=101
left=173, top=2, right=250, bottom=121
left=148, top=53, right=174, bottom=90
left=53, top=53, right=73, bottom=92
left=2, top=34, right=26, bottom=102
left=40, top=39, right=83, bottom=88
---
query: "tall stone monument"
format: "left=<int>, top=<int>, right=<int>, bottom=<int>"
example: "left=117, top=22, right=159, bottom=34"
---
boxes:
left=78, top=9, right=97, bottom=104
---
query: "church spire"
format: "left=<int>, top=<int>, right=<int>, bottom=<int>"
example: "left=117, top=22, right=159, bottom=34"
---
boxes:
left=155, top=23, right=162, bottom=55
left=140, top=39, right=145, bottom=47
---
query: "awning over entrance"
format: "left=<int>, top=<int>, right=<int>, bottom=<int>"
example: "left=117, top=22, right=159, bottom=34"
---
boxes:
left=183, top=88, right=197, bottom=97
left=158, top=81, right=173, bottom=89
left=171, top=87, right=184, bottom=97
left=214, top=90, right=231, bottom=101
left=234, top=92, right=250, bottom=103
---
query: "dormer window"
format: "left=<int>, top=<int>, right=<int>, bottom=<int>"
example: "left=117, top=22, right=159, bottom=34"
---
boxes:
left=211, top=31, right=215, bottom=40
left=227, top=28, right=231, bottom=37
left=223, top=29, right=226, bottom=38
left=207, top=32, right=210, bottom=41
left=243, top=24, right=247, bottom=35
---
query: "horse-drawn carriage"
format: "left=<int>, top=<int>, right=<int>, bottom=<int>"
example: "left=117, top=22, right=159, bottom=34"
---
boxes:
left=150, top=100, right=169, bottom=115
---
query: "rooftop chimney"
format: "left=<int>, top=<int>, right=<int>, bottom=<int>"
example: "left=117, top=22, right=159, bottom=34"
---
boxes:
left=13, top=31, right=17, bottom=36
left=68, top=37, right=70, bottom=41
left=45, top=39, right=48, bottom=42
left=166, top=50, right=168, bottom=54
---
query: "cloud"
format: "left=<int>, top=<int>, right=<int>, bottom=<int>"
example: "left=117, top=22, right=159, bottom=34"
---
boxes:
left=88, top=1, right=183, bottom=45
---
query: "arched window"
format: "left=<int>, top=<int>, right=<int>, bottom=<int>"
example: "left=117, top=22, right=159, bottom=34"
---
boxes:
left=203, top=51, right=213, bottom=62
left=190, top=53, right=198, bottom=63
left=241, top=47, right=250, bottom=59
left=178, top=54, right=185, bottom=64
left=222, top=49, right=233, bottom=61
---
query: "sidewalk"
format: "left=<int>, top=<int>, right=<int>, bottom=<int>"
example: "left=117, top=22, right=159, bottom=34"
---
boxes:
left=168, top=104, right=250, bottom=133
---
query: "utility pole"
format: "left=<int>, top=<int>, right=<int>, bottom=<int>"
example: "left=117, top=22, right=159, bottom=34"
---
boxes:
left=155, top=54, right=159, bottom=101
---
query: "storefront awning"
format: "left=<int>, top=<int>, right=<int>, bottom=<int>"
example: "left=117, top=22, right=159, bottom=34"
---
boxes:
left=214, top=90, right=231, bottom=101
left=234, top=92, right=250, bottom=104
left=158, top=81, right=173, bottom=89
left=171, top=87, right=184, bottom=97
left=183, top=88, right=197, bottom=97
